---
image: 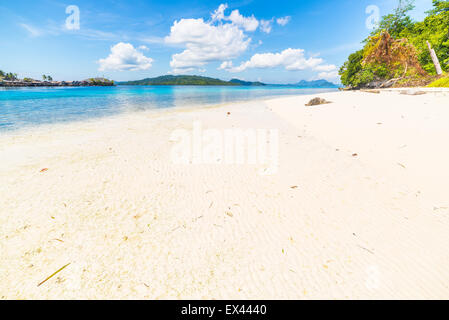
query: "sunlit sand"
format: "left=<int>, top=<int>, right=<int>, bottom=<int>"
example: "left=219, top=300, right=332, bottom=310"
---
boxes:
left=1, top=90, right=449, bottom=299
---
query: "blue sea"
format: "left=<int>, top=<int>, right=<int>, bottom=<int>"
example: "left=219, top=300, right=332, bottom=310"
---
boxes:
left=0, top=85, right=337, bottom=131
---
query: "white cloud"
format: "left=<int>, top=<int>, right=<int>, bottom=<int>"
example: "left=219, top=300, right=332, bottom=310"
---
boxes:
left=315, top=65, right=339, bottom=80
left=318, top=70, right=340, bottom=81
left=211, top=4, right=262, bottom=32
left=98, top=42, right=154, bottom=71
left=211, top=3, right=228, bottom=22
left=221, top=48, right=339, bottom=81
left=219, top=61, right=234, bottom=70
left=19, top=23, right=42, bottom=37
left=222, top=48, right=329, bottom=73
left=165, top=17, right=250, bottom=72
left=165, top=4, right=292, bottom=73
left=276, top=16, right=291, bottom=26
left=138, top=45, right=149, bottom=51
left=260, top=19, right=273, bottom=34
left=227, top=9, right=259, bottom=32
left=314, top=64, right=338, bottom=72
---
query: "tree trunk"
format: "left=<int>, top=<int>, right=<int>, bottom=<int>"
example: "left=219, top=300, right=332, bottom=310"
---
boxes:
left=426, top=41, right=443, bottom=75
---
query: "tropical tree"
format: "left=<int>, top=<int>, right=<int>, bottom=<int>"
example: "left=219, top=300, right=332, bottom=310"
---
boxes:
left=363, top=31, right=426, bottom=78
left=47, top=75, right=53, bottom=81
left=372, top=0, right=415, bottom=39
left=340, top=0, right=449, bottom=87
left=42, top=75, right=47, bottom=81
left=5, top=73, right=18, bottom=81
left=427, top=0, right=449, bottom=15
left=339, top=50, right=372, bottom=87
left=403, top=0, right=449, bottom=72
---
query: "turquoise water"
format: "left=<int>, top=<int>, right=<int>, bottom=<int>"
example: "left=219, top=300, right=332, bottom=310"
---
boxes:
left=0, top=85, right=337, bottom=131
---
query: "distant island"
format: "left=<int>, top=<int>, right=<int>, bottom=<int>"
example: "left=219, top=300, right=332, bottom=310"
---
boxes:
left=1, top=70, right=339, bottom=88
left=0, top=70, right=115, bottom=87
left=267, top=79, right=340, bottom=88
left=118, top=75, right=266, bottom=86
left=118, top=75, right=338, bottom=87
left=294, top=79, right=340, bottom=88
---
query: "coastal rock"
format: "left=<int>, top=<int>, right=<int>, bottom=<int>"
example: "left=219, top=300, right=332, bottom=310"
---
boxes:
left=305, top=97, right=332, bottom=106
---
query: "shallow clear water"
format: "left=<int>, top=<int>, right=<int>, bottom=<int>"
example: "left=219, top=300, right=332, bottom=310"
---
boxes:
left=0, top=85, right=337, bottom=131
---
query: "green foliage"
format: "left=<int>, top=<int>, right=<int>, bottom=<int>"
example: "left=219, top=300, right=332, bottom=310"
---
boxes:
left=364, top=32, right=426, bottom=77
left=229, top=79, right=266, bottom=86
left=338, top=33, right=419, bottom=88
left=403, top=1, right=449, bottom=74
left=339, top=50, right=369, bottom=87
left=427, top=0, right=449, bottom=15
left=427, top=74, right=449, bottom=87
left=372, top=0, right=415, bottom=38
left=0, top=70, right=4, bottom=77
left=341, top=0, right=449, bottom=87
left=4, top=73, right=18, bottom=81
left=87, top=78, right=114, bottom=86
left=122, top=75, right=237, bottom=86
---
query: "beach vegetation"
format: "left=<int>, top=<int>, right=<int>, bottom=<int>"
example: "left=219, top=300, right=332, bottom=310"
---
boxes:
left=0, top=70, right=18, bottom=81
left=371, top=0, right=415, bottom=39
left=86, top=78, right=115, bottom=86
left=427, top=74, right=449, bottom=87
left=4, top=73, right=18, bottom=81
left=340, top=0, right=449, bottom=88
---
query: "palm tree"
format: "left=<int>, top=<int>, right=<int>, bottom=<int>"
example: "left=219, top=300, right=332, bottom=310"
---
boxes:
left=47, top=75, right=53, bottom=81
left=5, top=73, right=18, bottom=81
left=42, top=75, right=47, bottom=81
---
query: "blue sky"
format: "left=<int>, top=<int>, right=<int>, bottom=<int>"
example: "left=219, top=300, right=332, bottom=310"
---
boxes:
left=0, top=0, right=434, bottom=84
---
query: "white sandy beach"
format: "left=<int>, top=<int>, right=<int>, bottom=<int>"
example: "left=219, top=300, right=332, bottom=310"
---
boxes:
left=1, top=90, right=449, bottom=299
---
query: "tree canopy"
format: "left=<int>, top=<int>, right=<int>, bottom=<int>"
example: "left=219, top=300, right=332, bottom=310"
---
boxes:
left=340, top=0, right=449, bottom=88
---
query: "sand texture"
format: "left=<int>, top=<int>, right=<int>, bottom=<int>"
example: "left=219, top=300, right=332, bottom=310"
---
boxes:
left=1, top=90, right=449, bottom=299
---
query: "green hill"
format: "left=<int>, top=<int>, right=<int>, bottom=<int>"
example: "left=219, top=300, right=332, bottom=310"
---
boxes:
left=295, top=80, right=339, bottom=88
left=228, top=79, right=266, bottom=86
left=118, top=75, right=265, bottom=86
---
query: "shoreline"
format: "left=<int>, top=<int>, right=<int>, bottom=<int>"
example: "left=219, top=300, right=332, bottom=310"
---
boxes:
left=0, top=88, right=338, bottom=134
left=1, top=90, right=449, bottom=299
